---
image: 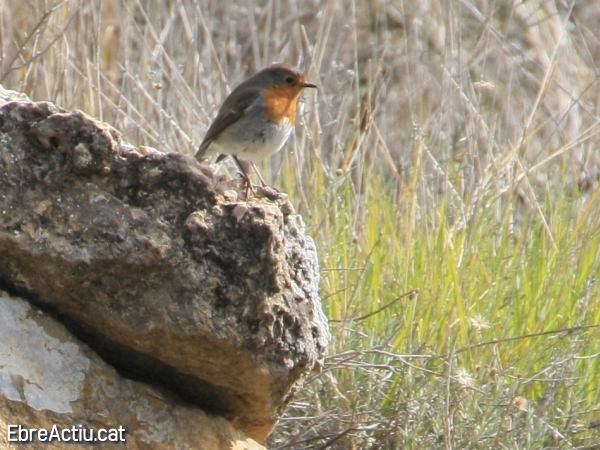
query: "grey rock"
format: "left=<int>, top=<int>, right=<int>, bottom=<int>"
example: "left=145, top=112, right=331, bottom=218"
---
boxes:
left=0, top=85, right=330, bottom=441
left=0, top=291, right=265, bottom=450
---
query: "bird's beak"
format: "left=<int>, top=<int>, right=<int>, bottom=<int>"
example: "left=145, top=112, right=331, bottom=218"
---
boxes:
left=302, top=82, right=317, bottom=89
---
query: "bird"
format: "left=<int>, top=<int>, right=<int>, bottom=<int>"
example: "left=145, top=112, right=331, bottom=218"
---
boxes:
left=195, top=63, right=317, bottom=189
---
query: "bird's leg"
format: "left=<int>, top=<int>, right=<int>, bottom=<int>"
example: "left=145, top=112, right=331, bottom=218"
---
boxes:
left=232, top=156, right=256, bottom=196
left=251, top=162, right=267, bottom=187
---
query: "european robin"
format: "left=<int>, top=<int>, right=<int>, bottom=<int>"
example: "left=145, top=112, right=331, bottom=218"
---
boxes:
left=195, top=63, right=317, bottom=187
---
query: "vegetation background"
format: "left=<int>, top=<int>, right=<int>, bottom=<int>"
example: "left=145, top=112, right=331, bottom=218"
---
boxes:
left=1, top=0, right=600, bottom=448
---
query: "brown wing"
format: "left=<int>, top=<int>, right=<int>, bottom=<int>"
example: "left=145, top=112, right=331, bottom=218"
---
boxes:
left=195, top=87, right=262, bottom=161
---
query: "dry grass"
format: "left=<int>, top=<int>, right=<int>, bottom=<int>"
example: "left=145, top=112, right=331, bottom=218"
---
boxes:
left=2, top=0, right=600, bottom=448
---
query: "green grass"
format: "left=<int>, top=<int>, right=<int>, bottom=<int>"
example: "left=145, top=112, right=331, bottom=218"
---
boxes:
left=2, top=0, right=600, bottom=448
left=270, top=168, right=600, bottom=448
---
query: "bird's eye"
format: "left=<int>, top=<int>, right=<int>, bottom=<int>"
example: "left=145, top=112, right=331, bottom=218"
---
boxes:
left=285, top=76, right=294, bottom=84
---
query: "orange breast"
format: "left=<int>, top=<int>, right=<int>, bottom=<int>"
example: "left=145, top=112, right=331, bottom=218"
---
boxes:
left=262, top=85, right=302, bottom=124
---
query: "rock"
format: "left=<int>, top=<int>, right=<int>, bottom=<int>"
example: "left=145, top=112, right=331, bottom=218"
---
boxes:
left=0, top=86, right=29, bottom=103
left=0, top=291, right=265, bottom=450
left=0, top=85, right=330, bottom=442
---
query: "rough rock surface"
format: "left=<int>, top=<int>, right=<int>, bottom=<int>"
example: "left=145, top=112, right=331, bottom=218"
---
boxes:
left=0, top=291, right=265, bottom=450
left=0, top=85, right=330, bottom=442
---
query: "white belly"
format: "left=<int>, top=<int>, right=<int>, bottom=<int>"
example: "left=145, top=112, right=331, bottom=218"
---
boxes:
left=212, top=117, right=293, bottom=163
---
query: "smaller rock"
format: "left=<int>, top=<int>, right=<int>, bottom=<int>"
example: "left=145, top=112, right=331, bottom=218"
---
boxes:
left=0, top=291, right=265, bottom=450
